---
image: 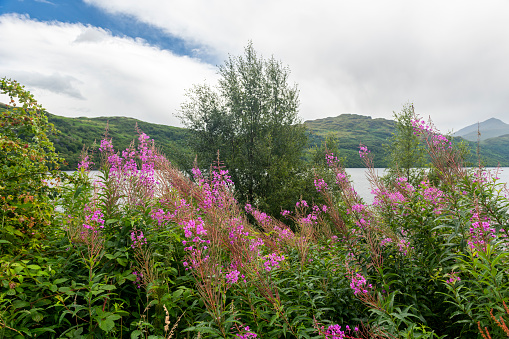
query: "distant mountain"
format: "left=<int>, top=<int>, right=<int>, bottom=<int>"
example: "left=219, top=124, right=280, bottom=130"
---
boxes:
left=454, top=118, right=509, bottom=141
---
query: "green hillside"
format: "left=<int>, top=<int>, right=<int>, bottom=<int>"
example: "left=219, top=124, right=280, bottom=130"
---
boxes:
left=3, top=102, right=506, bottom=169
left=46, top=114, right=193, bottom=170
left=305, top=113, right=509, bottom=167
left=305, top=114, right=395, bottom=167
left=477, top=134, right=509, bottom=166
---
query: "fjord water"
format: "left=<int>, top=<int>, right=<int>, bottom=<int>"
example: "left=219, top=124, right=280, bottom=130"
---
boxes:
left=346, top=167, right=509, bottom=204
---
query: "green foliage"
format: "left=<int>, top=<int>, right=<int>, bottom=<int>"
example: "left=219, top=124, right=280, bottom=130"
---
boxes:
left=0, top=77, right=64, bottom=251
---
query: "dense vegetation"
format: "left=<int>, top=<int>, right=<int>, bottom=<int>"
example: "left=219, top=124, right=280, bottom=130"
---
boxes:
left=2, top=75, right=509, bottom=339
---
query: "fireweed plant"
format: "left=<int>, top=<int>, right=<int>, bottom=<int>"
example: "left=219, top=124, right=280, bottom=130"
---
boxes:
left=2, top=97, right=509, bottom=338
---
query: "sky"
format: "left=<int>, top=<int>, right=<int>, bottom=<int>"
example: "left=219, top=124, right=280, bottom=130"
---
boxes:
left=1, top=0, right=508, bottom=133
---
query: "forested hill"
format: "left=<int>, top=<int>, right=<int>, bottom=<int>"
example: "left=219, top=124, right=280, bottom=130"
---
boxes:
left=49, top=113, right=398, bottom=169
left=305, top=114, right=395, bottom=167
left=46, top=113, right=193, bottom=170
left=2, top=103, right=506, bottom=169
left=305, top=114, right=509, bottom=167
left=48, top=112, right=398, bottom=169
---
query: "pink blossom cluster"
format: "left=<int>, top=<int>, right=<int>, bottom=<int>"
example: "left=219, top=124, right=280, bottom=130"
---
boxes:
left=245, top=204, right=294, bottom=242
left=82, top=207, right=105, bottom=231
left=411, top=118, right=452, bottom=150
left=326, top=153, right=341, bottom=167
left=272, top=225, right=295, bottom=241
left=397, top=238, right=411, bottom=256
left=182, top=217, right=210, bottom=270
left=300, top=212, right=317, bottom=226
left=193, top=167, right=235, bottom=210
left=349, top=204, right=366, bottom=214
left=132, top=271, right=143, bottom=289
left=77, top=154, right=93, bottom=171
left=336, top=172, right=348, bottom=185
left=323, top=152, right=350, bottom=186
left=296, top=199, right=308, bottom=208
left=151, top=199, right=192, bottom=227
left=319, top=324, right=359, bottom=339
left=234, top=326, right=257, bottom=338
left=355, top=217, right=369, bottom=229
left=228, top=217, right=250, bottom=244
left=99, top=138, right=114, bottom=154
left=350, top=273, right=372, bottom=295
left=371, top=177, right=413, bottom=211
left=468, top=212, right=496, bottom=251
left=183, top=217, right=207, bottom=239
left=312, top=204, right=327, bottom=215
left=380, top=235, right=411, bottom=255
left=249, top=237, right=265, bottom=253
left=314, top=178, right=328, bottom=192
left=280, top=209, right=292, bottom=217
left=372, top=187, right=406, bottom=209
left=130, top=230, right=147, bottom=249
left=419, top=181, right=446, bottom=215
left=395, top=177, right=415, bottom=193
left=225, top=269, right=244, bottom=284
left=245, top=204, right=271, bottom=227
left=345, top=203, right=371, bottom=230
left=97, top=133, right=162, bottom=206
left=263, top=252, right=285, bottom=271
left=359, top=144, right=370, bottom=159
left=380, top=237, right=393, bottom=247
left=79, top=206, right=105, bottom=246
left=298, top=204, right=327, bottom=228
left=446, top=272, right=461, bottom=285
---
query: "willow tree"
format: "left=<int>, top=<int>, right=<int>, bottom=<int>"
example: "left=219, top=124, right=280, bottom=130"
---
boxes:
left=177, top=43, right=307, bottom=213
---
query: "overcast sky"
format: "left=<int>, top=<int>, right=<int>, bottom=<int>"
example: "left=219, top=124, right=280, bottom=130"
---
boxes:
left=1, top=0, right=508, bottom=133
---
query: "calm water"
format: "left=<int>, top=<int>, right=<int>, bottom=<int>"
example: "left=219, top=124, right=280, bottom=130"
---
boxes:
left=73, top=168, right=509, bottom=205
left=345, top=167, right=509, bottom=204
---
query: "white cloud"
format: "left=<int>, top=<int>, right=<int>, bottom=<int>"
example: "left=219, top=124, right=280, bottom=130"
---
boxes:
left=0, top=13, right=218, bottom=126
left=7, top=70, right=85, bottom=99
left=82, top=0, right=509, bottom=131
left=34, top=0, right=55, bottom=5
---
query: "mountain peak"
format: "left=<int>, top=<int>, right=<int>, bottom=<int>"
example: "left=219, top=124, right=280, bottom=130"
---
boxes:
left=454, top=117, right=509, bottom=141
